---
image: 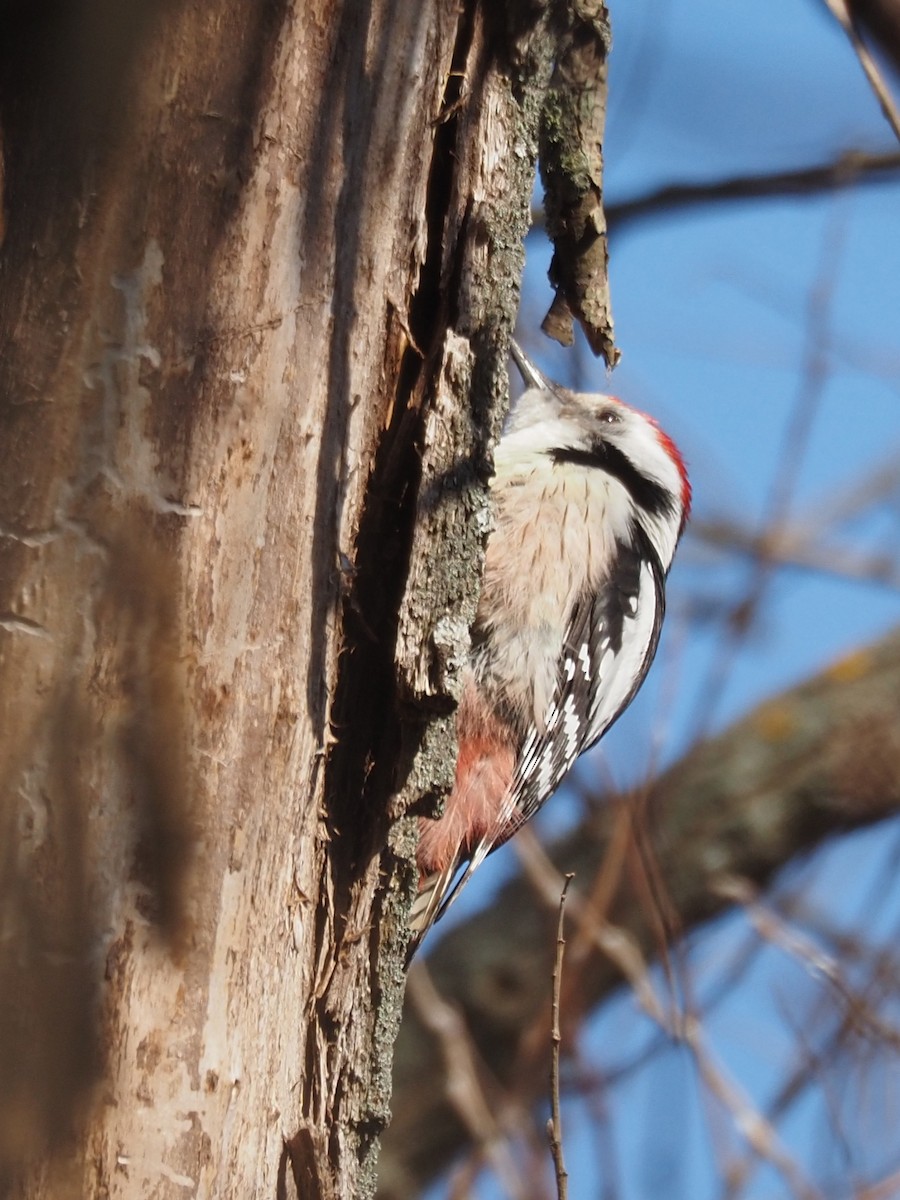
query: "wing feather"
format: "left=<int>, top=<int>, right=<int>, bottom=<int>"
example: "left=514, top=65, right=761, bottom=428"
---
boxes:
left=488, top=527, right=665, bottom=841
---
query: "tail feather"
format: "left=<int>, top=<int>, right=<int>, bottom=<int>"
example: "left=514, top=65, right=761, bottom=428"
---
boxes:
left=407, top=831, right=504, bottom=960
left=409, top=865, right=456, bottom=938
left=408, top=858, right=460, bottom=953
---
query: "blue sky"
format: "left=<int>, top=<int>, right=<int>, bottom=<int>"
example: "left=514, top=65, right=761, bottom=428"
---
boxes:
left=421, top=1, right=900, bottom=1197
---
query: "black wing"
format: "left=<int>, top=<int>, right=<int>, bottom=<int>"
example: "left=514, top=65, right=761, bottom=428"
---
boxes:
left=497, top=526, right=666, bottom=838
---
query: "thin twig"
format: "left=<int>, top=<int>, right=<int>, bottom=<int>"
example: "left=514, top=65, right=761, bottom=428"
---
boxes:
left=822, top=0, right=900, bottom=143
left=405, top=962, right=531, bottom=1200
left=857, top=1166, right=900, bottom=1199
left=517, top=843, right=820, bottom=1198
left=687, top=202, right=849, bottom=741
left=714, top=875, right=900, bottom=1049
left=548, top=874, right=574, bottom=1200
left=683, top=1016, right=822, bottom=1200
left=530, top=150, right=900, bottom=233
left=691, top=518, right=900, bottom=591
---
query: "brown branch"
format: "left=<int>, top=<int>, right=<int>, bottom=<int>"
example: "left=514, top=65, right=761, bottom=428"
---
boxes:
left=714, top=876, right=900, bottom=1047
left=682, top=1017, right=819, bottom=1200
left=823, top=0, right=900, bottom=142
left=539, top=1, right=617, bottom=362
left=690, top=517, right=900, bottom=591
left=858, top=1166, right=900, bottom=1199
left=850, top=0, right=900, bottom=72
left=403, top=963, right=532, bottom=1200
left=601, top=150, right=900, bottom=232
left=517, top=852, right=819, bottom=1199
left=715, top=887, right=900, bottom=1198
left=547, top=875, right=573, bottom=1200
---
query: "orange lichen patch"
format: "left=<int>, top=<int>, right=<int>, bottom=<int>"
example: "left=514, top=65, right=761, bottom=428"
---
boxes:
left=753, top=701, right=796, bottom=743
left=824, top=648, right=873, bottom=685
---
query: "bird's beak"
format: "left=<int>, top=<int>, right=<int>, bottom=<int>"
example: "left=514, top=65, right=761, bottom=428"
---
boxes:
left=509, top=338, right=552, bottom=391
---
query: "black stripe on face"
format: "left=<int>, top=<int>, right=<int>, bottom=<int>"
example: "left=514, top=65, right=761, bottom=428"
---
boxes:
left=550, top=441, right=676, bottom=519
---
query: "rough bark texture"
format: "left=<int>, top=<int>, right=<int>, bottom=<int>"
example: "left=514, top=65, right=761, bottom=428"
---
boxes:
left=0, top=1, right=572, bottom=1197
left=540, top=0, right=617, bottom=363
left=380, top=629, right=900, bottom=1196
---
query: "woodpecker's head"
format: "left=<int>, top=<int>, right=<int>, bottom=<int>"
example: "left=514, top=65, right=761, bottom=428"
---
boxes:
left=505, top=339, right=691, bottom=562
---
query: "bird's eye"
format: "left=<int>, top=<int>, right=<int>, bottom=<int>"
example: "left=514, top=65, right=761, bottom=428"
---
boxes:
left=601, top=409, right=622, bottom=425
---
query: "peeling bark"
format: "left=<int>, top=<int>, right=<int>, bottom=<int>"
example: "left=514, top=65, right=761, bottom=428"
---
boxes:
left=540, top=0, right=618, bottom=364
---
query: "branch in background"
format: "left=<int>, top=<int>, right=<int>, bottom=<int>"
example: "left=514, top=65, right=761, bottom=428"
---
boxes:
left=690, top=516, right=900, bottom=591
left=403, top=964, right=532, bottom=1200
left=605, top=149, right=900, bottom=232
left=527, top=150, right=900, bottom=236
left=850, top=0, right=900, bottom=72
left=823, top=0, right=900, bottom=142
left=380, top=628, right=900, bottom=1197
left=713, top=885, right=900, bottom=1197
left=687, top=448, right=900, bottom=592
left=547, top=876, right=573, bottom=1200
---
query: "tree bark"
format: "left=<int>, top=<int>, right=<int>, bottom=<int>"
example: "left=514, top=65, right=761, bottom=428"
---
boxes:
left=380, top=628, right=900, bottom=1196
left=0, top=2, right=565, bottom=1197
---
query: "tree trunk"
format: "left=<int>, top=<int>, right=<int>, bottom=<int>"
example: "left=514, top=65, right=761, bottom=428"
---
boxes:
left=0, top=1, right=570, bottom=1196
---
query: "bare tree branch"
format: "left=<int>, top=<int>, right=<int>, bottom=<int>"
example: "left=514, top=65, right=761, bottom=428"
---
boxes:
left=691, top=517, right=900, bottom=591
left=600, top=150, right=900, bottom=232
left=850, top=0, right=900, bottom=71
left=547, top=875, right=574, bottom=1200
left=822, top=0, right=900, bottom=141
left=404, top=964, right=532, bottom=1200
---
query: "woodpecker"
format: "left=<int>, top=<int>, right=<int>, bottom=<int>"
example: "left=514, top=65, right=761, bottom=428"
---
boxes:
left=410, top=340, right=691, bottom=946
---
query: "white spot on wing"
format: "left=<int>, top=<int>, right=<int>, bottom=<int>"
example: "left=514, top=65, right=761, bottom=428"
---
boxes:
left=587, top=560, right=660, bottom=744
left=578, top=643, right=591, bottom=679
